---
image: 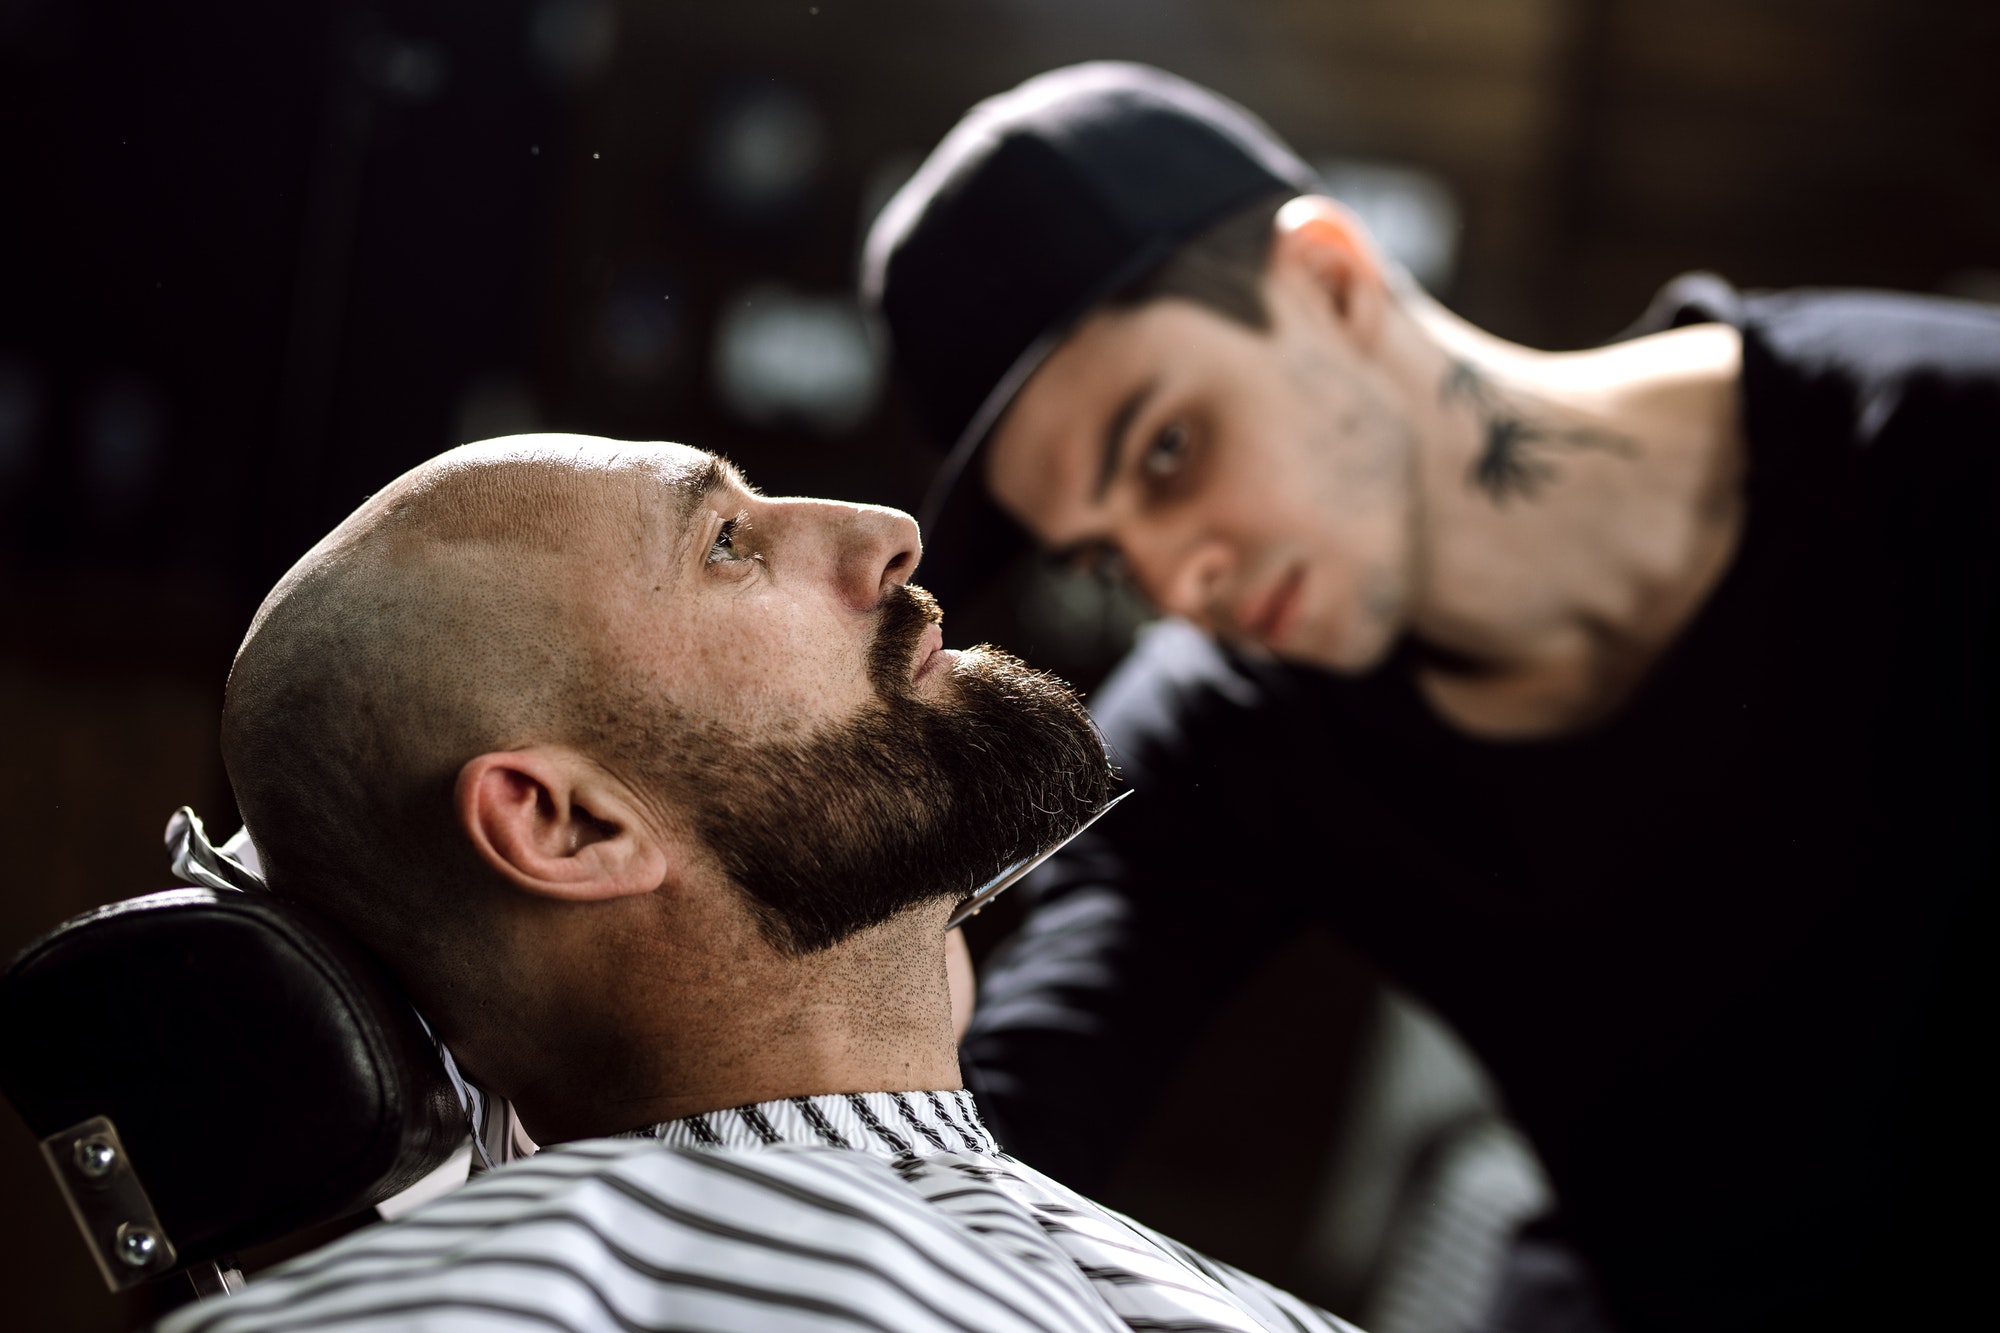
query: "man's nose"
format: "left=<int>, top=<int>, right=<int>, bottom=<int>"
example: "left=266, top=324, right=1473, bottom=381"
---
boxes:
left=791, top=498, right=923, bottom=610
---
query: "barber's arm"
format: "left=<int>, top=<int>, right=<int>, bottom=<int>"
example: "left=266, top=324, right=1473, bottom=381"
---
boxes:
left=960, top=620, right=1315, bottom=1192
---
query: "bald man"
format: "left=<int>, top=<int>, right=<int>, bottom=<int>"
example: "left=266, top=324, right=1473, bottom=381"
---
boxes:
left=169, top=436, right=1361, bottom=1333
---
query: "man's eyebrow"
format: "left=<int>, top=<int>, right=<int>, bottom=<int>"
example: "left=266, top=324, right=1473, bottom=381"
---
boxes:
left=671, top=455, right=753, bottom=541
left=1093, top=379, right=1157, bottom=502
left=674, top=456, right=725, bottom=525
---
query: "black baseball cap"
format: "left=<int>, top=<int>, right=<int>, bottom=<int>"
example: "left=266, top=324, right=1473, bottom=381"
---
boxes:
left=861, top=62, right=1318, bottom=598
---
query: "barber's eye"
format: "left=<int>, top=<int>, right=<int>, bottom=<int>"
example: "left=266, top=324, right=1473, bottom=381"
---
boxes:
left=1141, top=422, right=1190, bottom=479
left=1094, top=548, right=1133, bottom=588
left=1068, top=544, right=1132, bottom=590
left=707, top=515, right=750, bottom=564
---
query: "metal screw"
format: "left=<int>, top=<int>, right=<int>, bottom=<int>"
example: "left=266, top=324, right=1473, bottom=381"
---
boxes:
left=73, top=1135, right=118, bottom=1180
left=115, top=1223, right=160, bottom=1268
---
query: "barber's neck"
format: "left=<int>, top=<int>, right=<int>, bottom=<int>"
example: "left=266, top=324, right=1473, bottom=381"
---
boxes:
left=1388, top=294, right=1745, bottom=736
left=486, top=895, right=963, bottom=1146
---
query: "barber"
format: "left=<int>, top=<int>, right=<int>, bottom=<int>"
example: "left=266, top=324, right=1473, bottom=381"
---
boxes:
left=861, top=63, right=1993, bottom=1333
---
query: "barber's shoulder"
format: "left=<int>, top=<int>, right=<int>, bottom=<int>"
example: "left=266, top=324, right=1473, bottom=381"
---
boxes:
left=1747, top=286, right=2000, bottom=394
left=1085, top=619, right=1339, bottom=793
left=1095, top=618, right=1269, bottom=720
left=1739, top=287, right=2000, bottom=509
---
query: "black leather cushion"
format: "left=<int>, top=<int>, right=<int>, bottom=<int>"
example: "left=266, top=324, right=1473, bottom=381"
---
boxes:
left=0, top=888, right=465, bottom=1265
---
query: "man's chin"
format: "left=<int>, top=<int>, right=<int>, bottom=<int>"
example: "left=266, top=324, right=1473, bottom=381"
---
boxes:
left=705, top=633, right=1113, bottom=956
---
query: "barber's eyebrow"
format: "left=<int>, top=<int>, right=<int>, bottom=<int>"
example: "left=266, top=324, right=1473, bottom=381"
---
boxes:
left=1039, top=382, right=1159, bottom=572
left=1093, top=379, right=1157, bottom=503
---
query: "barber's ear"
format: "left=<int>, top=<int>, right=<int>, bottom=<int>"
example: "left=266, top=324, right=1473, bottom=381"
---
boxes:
left=455, top=749, right=670, bottom=902
left=1269, top=195, right=1389, bottom=350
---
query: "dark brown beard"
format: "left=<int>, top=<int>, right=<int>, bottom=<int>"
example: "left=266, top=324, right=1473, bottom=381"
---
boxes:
left=677, top=583, right=1116, bottom=953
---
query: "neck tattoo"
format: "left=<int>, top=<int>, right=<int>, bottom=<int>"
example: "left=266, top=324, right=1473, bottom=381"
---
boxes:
left=1440, top=359, right=1637, bottom=505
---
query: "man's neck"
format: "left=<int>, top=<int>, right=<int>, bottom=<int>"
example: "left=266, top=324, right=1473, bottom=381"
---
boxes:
left=501, top=901, right=964, bottom=1145
left=1391, top=299, right=1746, bottom=737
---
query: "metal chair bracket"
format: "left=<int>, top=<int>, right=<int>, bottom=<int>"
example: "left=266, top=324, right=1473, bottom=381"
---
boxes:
left=38, top=1114, right=179, bottom=1291
left=187, top=1257, right=247, bottom=1299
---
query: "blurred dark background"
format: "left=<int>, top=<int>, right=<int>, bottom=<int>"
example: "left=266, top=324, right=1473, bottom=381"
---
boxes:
left=3, top=1, right=1995, bottom=1328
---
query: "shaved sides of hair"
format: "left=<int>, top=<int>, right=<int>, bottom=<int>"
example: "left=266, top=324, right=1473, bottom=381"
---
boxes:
left=1104, top=190, right=1417, bottom=331
left=1105, top=191, right=1291, bottom=330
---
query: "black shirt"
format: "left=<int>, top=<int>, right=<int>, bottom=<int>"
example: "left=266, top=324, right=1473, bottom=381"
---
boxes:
left=964, top=279, right=1998, bottom=1333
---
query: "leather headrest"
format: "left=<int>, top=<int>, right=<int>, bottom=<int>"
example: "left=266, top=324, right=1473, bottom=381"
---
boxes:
left=0, top=888, right=465, bottom=1266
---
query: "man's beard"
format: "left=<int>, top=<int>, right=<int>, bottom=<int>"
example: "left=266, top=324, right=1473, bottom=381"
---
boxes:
left=677, top=584, right=1116, bottom=953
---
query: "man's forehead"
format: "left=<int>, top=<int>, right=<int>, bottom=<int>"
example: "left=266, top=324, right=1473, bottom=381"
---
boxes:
left=440, top=434, right=712, bottom=484
left=436, top=435, right=732, bottom=518
left=341, top=436, right=734, bottom=571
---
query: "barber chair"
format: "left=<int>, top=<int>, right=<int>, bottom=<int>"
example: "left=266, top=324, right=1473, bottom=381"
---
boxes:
left=0, top=886, right=466, bottom=1301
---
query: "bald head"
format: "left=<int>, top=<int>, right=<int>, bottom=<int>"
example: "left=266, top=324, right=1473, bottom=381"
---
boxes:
left=223, top=436, right=711, bottom=997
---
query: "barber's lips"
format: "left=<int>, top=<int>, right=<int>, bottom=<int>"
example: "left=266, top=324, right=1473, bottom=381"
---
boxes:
left=1240, top=567, right=1307, bottom=648
left=912, top=622, right=955, bottom=682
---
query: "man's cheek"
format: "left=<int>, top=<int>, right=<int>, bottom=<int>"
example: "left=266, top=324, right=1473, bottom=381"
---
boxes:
left=709, top=616, right=874, bottom=725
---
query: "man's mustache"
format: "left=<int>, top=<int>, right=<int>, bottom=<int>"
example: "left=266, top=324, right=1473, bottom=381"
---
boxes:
left=869, top=582, right=945, bottom=694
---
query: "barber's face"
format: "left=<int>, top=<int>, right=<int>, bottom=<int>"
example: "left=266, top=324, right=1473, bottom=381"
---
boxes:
left=605, top=444, right=1113, bottom=952
left=983, top=266, right=1419, bottom=673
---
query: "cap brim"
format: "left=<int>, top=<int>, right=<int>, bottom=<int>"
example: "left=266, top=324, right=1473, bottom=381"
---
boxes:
left=914, top=462, right=1034, bottom=608
left=912, top=233, right=1183, bottom=602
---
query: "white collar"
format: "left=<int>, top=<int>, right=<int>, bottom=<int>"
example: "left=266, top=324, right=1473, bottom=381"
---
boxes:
left=624, top=1089, right=999, bottom=1159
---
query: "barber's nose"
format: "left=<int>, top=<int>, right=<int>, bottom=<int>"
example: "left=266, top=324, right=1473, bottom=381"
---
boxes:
left=1138, top=534, right=1233, bottom=624
left=797, top=499, right=922, bottom=610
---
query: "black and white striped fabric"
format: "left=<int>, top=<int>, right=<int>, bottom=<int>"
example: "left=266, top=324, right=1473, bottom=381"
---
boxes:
left=158, top=1089, right=1363, bottom=1332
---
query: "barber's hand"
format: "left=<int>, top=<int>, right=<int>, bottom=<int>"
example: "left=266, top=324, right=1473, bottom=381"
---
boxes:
left=947, top=926, right=975, bottom=1043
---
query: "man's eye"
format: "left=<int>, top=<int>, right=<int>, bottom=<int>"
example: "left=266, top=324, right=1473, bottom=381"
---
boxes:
left=707, top=515, right=750, bottom=564
left=1141, top=422, right=1190, bottom=480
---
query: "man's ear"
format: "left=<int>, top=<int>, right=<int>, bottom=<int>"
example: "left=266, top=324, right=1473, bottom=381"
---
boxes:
left=1269, top=195, right=1390, bottom=350
left=455, top=749, right=670, bottom=902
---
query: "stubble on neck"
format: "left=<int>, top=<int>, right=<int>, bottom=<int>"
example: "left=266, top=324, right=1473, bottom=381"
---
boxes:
left=509, top=890, right=963, bottom=1144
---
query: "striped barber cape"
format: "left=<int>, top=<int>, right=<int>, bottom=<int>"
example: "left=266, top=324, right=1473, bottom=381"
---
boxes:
left=157, top=1089, right=1362, bottom=1333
